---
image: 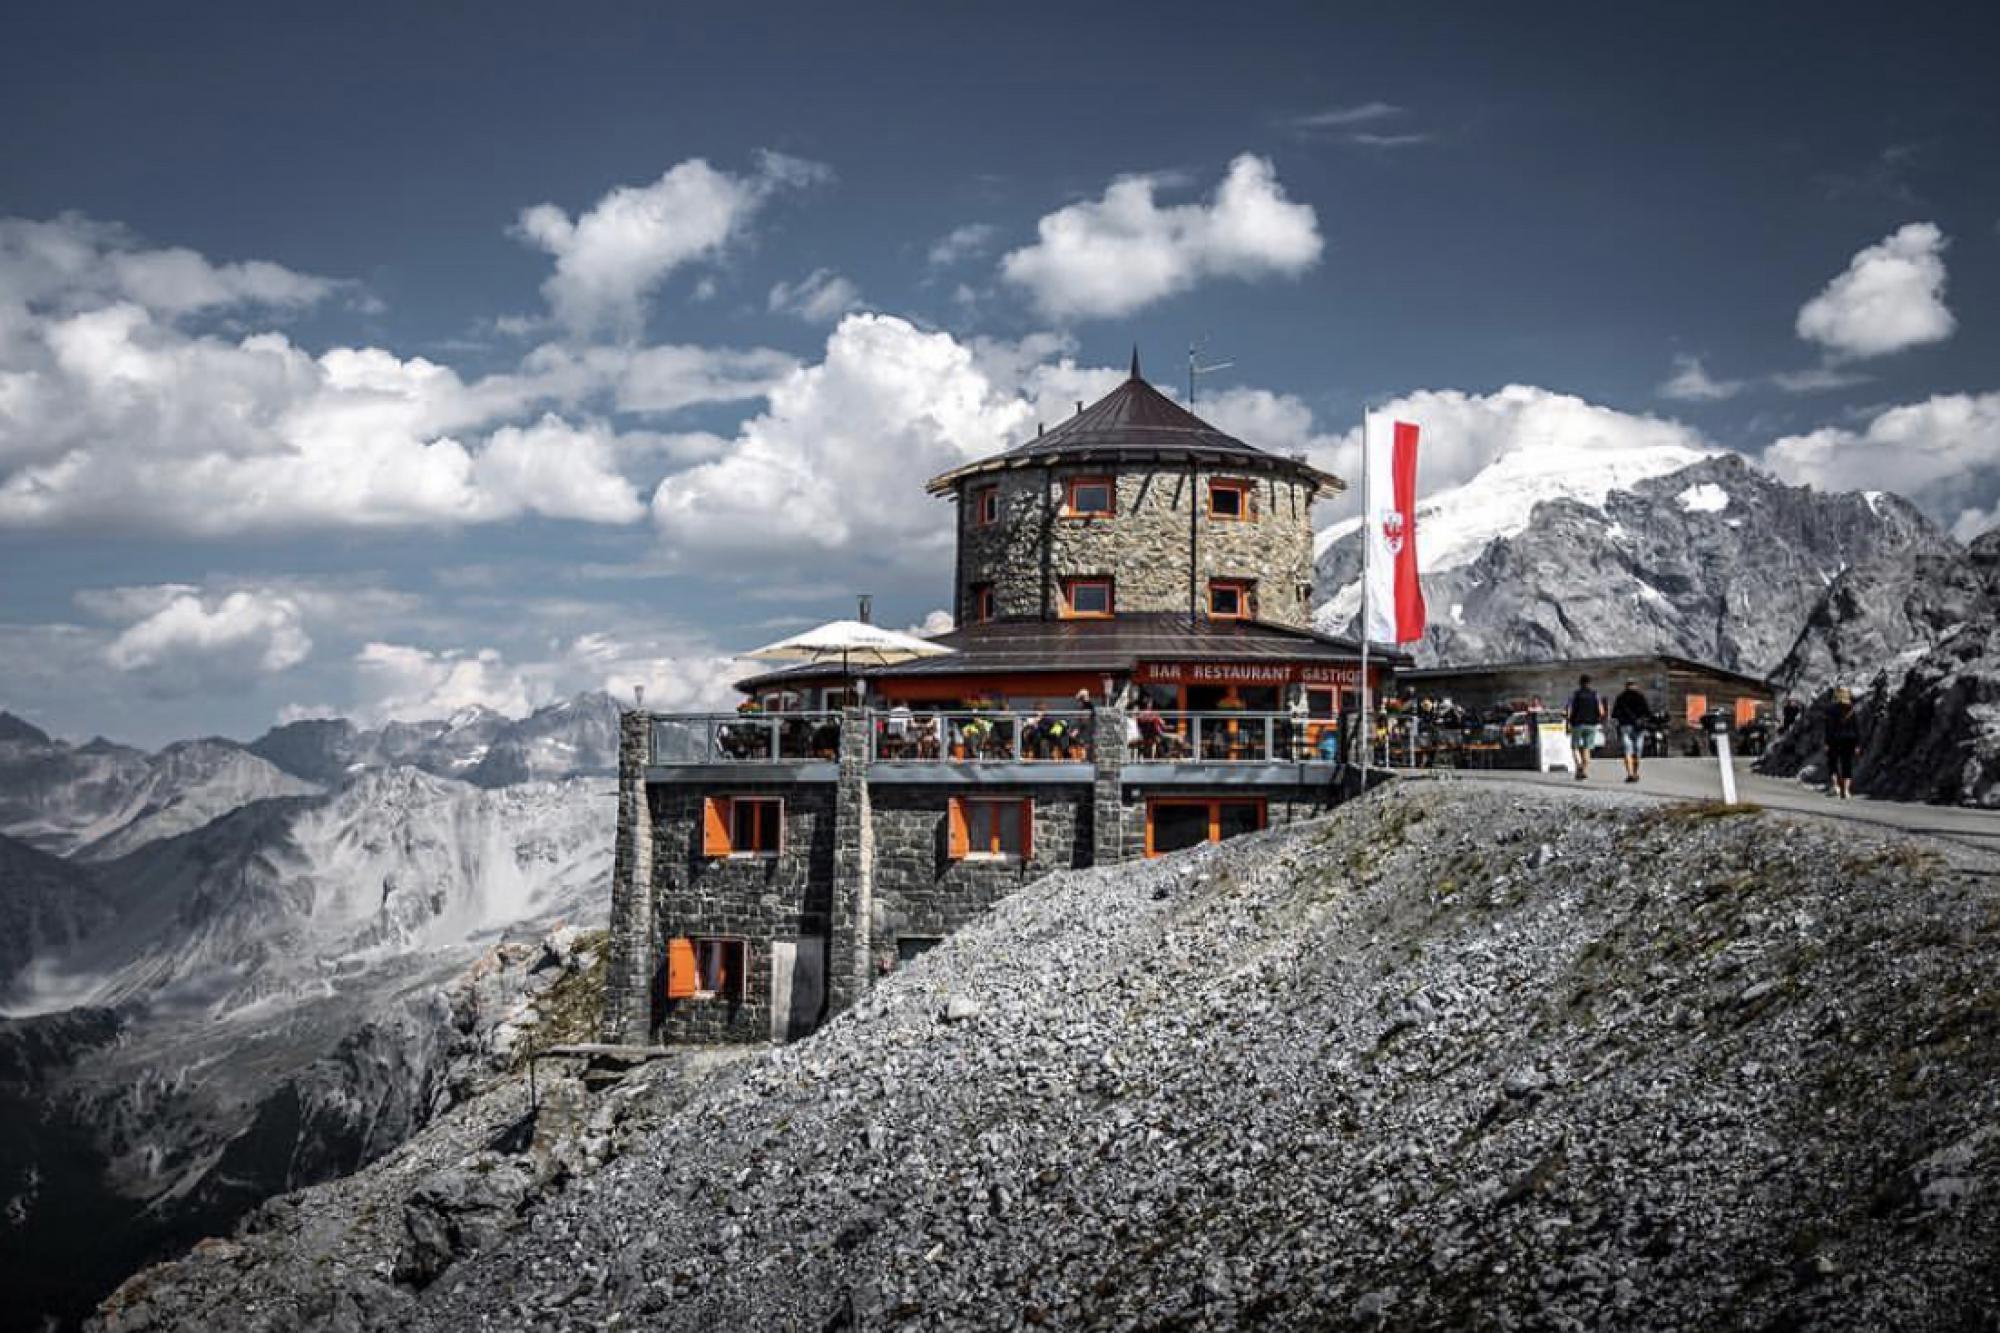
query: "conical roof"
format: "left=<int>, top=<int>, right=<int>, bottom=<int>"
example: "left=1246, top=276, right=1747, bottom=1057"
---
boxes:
left=926, top=352, right=1342, bottom=496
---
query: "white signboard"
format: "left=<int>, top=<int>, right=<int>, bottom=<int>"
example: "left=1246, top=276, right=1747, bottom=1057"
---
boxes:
left=1536, top=716, right=1575, bottom=773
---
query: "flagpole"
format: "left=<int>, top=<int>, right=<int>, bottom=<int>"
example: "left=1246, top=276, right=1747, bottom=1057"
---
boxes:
left=1357, top=410, right=1371, bottom=779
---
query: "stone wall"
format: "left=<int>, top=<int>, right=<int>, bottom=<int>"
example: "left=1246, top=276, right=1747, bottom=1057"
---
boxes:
left=956, top=467, right=1317, bottom=627
left=866, top=784, right=1091, bottom=976
left=649, top=780, right=839, bottom=1045
left=600, top=710, right=656, bottom=1044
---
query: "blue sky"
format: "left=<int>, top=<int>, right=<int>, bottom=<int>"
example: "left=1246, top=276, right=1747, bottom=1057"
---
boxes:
left=2, top=1, right=1996, bottom=745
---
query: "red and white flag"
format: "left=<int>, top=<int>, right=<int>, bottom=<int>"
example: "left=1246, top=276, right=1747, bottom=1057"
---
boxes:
left=1363, top=414, right=1426, bottom=644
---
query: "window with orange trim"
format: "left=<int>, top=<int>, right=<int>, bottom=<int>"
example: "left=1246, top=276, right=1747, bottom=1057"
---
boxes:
left=948, top=797, right=1032, bottom=861
left=1062, top=476, right=1114, bottom=517
left=1062, top=577, right=1114, bottom=619
left=971, top=582, right=996, bottom=624
left=1145, top=797, right=1265, bottom=857
left=1208, top=479, right=1253, bottom=521
left=973, top=485, right=1000, bottom=527
left=703, top=796, right=782, bottom=858
left=666, top=936, right=745, bottom=1001
left=1208, top=578, right=1253, bottom=619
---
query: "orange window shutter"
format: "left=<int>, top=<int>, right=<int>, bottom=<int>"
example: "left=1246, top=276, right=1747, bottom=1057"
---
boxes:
left=947, top=799, right=970, bottom=860
left=1734, top=697, right=1758, bottom=727
left=1019, top=799, right=1033, bottom=860
left=1684, top=694, right=1708, bottom=726
left=666, top=937, right=698, bottom=999
left=702, top=797, right=732, bottom=857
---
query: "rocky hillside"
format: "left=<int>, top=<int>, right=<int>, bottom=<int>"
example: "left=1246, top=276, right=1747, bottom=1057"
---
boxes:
left=1317, top=453, right=1949, bottom=677
left=97, top=784, right=2000, bottom=1333
left=0, top=835, right=111, bottom=993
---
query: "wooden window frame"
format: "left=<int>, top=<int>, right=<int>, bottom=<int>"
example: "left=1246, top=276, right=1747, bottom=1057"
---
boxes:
left=947, top=796, right=1034, bottom=862
left=1062, top=475, right=1116, bottom=519
left=666, top=935, right=746, bottom=1002
left=1208, top=578, right=1254, bottom=620
left=971, top=582, right=996, bottom=624
left=1143, top=796, right=1267, bottom=858
left=1207, top=478, right=1255, bottom=522
left=1061, top=576, right=1114, bottom=620
left=973, top=485, right=1000, bottom=528
left=702, top=795, right=784, bottom=859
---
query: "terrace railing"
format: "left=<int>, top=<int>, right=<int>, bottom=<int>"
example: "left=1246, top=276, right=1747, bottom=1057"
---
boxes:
left=867, top=710, right=1094, bottom=763
left=1130, top=712, right=1326, bottom=764
left=650, top=711, right=843, bottom=765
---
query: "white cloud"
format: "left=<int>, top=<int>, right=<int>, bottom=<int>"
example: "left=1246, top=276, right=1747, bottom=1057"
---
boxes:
left=0, top=214, right=341, bottom=317
left=105, top=589, right=311, bottom=693
left=0, top=219, right=801, bottom=536
left=1657, top=354, right=1744, bottom=402
left=651, top=315, right=1047, bottom=569
left=1284, top=102, right=1403, bottom=130
left=999, top=154, right=1322, bottom=320
left=1795, top=222, right=1955, bottom=359
left=909, top=609, right=954, bottom=637
left=346, top=633, right=744, bottom=725
left=767, top=268, right=864, bottom=323
left=1765, top=390, right=2000, bottom=532
left=927, top=223, right=998, bottom=268
left=352, top=642, right=536, bottom=723
left=472, top=415, right=646, bottom=523
left=1770, top=366, right=1871, bottom=394
left=515, top=152, right=831, bottom=338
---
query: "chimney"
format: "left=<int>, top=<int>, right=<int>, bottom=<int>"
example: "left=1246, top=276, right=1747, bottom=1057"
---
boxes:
left=1074, top=400, right=1083, bottom=416
left=857, top=594, right=873, bottom=624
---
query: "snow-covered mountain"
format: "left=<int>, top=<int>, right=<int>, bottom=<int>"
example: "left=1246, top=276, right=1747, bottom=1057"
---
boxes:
left=0, top=722, right=320, bottom=861
left=1316, top=452, right=1948, bottom=677
left=248, top=692, right=622, bottom=789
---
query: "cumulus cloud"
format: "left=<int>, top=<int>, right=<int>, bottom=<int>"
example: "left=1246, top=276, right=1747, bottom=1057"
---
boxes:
left=1765, top=391, right=2000, bottom=536
left=767, top=268, right=864, bottom=323
left=0, top=218, right=798, bottom=535
left=999, top=154, right=1322, bottom=320
left=105, top=589, right=311, bottom=693
left=650, top=313, right=1036, bottom=567
left=0, top=214, right=342, bottom=317
left=515, top=152, right=832, bottom=337
left=1795, top=222, right=1955, bottom=359
left=1657, top=354, right=1744, bottom=402
left=927, top=223, right=998, bottom=268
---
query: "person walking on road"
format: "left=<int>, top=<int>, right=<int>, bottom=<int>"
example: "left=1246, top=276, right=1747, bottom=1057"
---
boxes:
left=1824, top=686, right=1862, bottom=800
left=1611, top=678, right=1651, bottom=784
left=1566, top=674, right=1605, bottom=781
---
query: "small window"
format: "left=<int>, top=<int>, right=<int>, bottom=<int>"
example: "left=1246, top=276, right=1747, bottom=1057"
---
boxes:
left=1145, top=798, right=1265, bottom=858
left=1063, top=476, right=1114, bottom=517
left=973, top=486, right=1000, bottom=527
left=666, top=936, right=745, bottom=1001
left=1208, top=479, right=1253, bottom=521
left=896, top=935, right=943, bottom=964
left=948, top=797, right=1033, bottom=861
left=971, top=582, right=996, bottom=624
left=1208, top=579, right=1253, bottom=619
left=703, top=796, right=782, bottom=858
left=1062, top=577, right=1114, bottom=619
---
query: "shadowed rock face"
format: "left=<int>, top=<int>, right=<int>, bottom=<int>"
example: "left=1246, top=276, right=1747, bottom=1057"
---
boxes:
left=1317, top=455, right=1947, bottom=675
left=93, top=787, right=2000, bottom=1333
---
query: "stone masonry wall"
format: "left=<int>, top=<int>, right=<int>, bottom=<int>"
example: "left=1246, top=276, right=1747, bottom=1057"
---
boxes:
left=600, top=710, right=656, bottom=1044
left=866, top=784, right=1091, bottom=977
left=956, top=467, right=1316, bottom=627
left=649, top=780, right=838, bottom=1045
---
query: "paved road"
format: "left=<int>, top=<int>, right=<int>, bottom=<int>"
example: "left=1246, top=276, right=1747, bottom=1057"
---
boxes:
left=1407, top=756, right=2000, bottom=853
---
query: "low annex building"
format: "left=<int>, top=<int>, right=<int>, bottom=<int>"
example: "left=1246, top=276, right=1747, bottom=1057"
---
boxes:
left=602, top=354, right=1410, bottom=1047
left=1401, top=654, right=1777, bottom=751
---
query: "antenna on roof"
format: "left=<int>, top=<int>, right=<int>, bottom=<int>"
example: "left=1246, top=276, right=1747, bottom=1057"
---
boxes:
left=1187, top=335, right=1234, bottom=407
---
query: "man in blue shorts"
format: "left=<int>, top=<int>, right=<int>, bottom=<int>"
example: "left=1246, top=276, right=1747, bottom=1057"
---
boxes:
left=1566, top=674, right=1604, bottom=780
left=1611, top=678, right=1652, bottom=783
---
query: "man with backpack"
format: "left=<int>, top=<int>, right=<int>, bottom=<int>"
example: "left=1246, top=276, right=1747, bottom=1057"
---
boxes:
left=1567, top=673, right=1605, bottom=781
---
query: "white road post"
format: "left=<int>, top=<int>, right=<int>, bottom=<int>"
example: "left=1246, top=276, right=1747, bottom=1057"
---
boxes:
left=1714, top=726, right=1738, bottom=805
left=1357, top=412, right=1372, bottom=777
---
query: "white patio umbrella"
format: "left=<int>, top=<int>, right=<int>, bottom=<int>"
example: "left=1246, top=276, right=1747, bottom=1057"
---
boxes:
left=742, top=619, right=955, bottom=701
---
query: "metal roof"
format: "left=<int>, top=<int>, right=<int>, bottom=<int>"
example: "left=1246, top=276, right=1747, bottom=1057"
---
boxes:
left=926, top=351, right=1344, bottom=496
left=735, top=614, right=1412, bottom=691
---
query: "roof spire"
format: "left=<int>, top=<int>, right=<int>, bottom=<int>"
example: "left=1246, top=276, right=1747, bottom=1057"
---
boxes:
left=1129, top=344, right=1142, bottom=380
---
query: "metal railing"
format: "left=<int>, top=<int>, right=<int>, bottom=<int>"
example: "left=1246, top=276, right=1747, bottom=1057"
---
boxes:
left=1130, top=712, right=1330, bottom=764
left=868, top=710, right=1095, bottom=763
left=650, top=712, right=844, bottom=765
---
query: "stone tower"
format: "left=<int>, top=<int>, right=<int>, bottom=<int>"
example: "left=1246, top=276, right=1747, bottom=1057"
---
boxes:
left=928, top=351, right=1335, bottom=629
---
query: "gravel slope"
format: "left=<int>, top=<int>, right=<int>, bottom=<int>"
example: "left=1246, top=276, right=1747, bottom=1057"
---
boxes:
left=102, top=784, right=2000, bottom=1332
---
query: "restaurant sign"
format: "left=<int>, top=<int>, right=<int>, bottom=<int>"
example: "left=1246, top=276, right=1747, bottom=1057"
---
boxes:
left=1137, top=661, right=1378, bottom=687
